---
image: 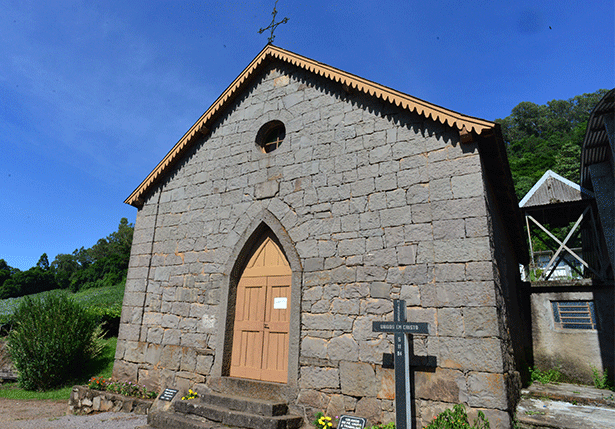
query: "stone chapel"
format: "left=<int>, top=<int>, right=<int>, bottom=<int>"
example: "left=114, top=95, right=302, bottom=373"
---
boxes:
left=113, top=45, right=531, bottom=428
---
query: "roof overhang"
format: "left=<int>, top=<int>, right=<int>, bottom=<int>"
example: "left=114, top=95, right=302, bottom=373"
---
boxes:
left=581, top=88, right=614, bottom=189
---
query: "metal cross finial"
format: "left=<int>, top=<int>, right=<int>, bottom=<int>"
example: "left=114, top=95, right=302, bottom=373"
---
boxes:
left=258, top=0, right=289, bottom=44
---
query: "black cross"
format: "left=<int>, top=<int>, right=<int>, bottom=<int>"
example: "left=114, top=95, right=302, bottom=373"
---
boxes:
left=372, top=300, right=432, bottom=429
left=258, top=0, right=289, bottom=44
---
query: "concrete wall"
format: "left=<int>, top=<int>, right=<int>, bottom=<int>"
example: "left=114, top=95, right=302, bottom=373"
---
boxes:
left=531, top=286, right=614, bottom=384
left=114, top=62, right=524, bottom=428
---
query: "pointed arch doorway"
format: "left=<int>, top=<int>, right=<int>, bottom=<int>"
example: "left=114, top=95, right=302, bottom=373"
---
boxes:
left=230, top=233, right=292, bottom=383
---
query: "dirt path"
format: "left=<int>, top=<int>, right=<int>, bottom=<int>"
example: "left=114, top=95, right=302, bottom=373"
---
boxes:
left=0, top=398, right=149, bottom=429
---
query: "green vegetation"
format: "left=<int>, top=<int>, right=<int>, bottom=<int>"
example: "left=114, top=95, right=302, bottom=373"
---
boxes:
left=88, top=376, right=157, bottom=399
left=529, top=366, right=563, bottom=384
left=423, top=404, right=489, bottom=429
left=367, top=423, right=395, bottom=429
left=496, top=89, right=608, bottom=199
left=590, top=366, right=613, bottom=391
left=0, top=336, right=117, bottom=400
left=7, top=292, right=104, bottom=390
left=313, top=412, right=336, bottom=429
left=0, top=218, right=133, bottom=299
left=0, top=283, right=124, bottom=336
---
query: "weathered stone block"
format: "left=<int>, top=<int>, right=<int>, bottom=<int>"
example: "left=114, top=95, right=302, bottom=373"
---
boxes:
left=328, top=334, right=359, bottom=361
left=358, top=338, right=390, bottom=364
left=326, top=394, right=347, bottom=421
left=415, top=367, right=464, bottom=403
left=437, top=308, right=464, bottom=337
left=451, top=173, right=483, bottom=199
left=369, top=282, right=391, bottom=298
left=433, top=219, right=465, bottom=240
left=145, top=344, right=162, bottom=365
left=438, top=337, right=504, bottom=373
left=355, top=397, right=383, bottom=426
left=302, top=336, right=328, bottom=359
left=124, top=342, right=146, bottom=363
left=399, top=285, right=420, bottom=306
left=435, top=263, right=466, bottom=282
left=339, top=361, right=377, bottom=397
left=464, top=306, right=500, bottom=337
left=376, top=367, right=395, bottom=400
left=159, top=345, right=182, bottom=371
left=255, top=180, right=279, bottom=200
left=433, top=237, right=491, bottom=263
left=436, top=281, right=496, bottom=307
left=300, top=367, right=339, bottom=389
left=466, top=261, right=494, bottom=281
left=352, top=316, right=381, bottom=342
left=297, top=389, right=329, bottom=409
left=331, top=298, right=360, bottom=315
left=467, top=371, right=508, bottom=410
left=362, top=299, right=393, bottom=315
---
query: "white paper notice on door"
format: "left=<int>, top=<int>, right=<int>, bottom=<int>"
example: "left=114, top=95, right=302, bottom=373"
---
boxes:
left=273, top=297, right=288, bottom=309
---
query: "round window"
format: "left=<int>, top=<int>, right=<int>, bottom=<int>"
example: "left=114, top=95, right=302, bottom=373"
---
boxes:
left=256, top=121, right=285, bottom=153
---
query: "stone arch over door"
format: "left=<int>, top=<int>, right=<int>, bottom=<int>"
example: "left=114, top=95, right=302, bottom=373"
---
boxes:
left=211, top=209, right=302, bottom=391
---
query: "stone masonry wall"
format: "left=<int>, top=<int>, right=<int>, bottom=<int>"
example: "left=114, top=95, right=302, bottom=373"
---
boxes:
left=114, top=62, right=518, bottom=428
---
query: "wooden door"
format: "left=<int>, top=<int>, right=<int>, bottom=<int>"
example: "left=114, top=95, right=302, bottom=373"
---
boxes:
left=230, top=236, right=291, bottom=383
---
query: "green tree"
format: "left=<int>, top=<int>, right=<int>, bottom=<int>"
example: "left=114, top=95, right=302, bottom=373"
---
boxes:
left=36, top=253, right=50, bottom=271
left=0, top=259, right=19, bottom=288
left=497, top=89, right=608, bottom=198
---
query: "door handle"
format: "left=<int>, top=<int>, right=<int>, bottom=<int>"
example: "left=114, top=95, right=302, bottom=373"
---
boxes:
left=264, top=323, right=269, bottom=329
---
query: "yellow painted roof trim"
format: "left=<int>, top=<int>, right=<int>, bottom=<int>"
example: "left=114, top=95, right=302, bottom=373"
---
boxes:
left=126, top=45, right=496, bottom=207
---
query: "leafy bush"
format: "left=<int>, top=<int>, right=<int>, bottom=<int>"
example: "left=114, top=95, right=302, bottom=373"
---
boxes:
left=590, top=366, right=613, bottom=390
left=423, top=404, right=489, bottom=429
left=529, top=366, right=562, bottom=384
left=7, top=292, right=102, bottom=390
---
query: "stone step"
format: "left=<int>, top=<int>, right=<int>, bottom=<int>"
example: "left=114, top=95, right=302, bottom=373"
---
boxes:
left=198, top=391, right=289, bottom=416
left=174, top=399, right=302, bottom=429
left=522, top=382, right=615, bottom=409
left=516, top=397, right=615, bottom=429
left=149, top=409, right=220, bottom=429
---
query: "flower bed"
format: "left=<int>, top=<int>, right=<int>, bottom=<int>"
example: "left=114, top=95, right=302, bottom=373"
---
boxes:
left=69, top=385, right=155, bottom=415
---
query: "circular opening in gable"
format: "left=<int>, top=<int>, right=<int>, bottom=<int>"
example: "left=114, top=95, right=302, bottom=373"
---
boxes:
left=256, top=120, right=285, bottom=153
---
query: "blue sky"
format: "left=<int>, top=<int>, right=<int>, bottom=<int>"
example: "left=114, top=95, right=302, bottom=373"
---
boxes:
left=1, top=0, right=613, bottom=271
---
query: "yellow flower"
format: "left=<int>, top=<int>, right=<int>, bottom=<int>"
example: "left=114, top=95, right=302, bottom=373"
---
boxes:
left=325, top=416, right=331, bottom=421
left=328, top=423, right=332, bottom=427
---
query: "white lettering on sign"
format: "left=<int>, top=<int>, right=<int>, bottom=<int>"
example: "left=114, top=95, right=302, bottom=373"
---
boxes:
left=273, top=297, right=287, bottom=309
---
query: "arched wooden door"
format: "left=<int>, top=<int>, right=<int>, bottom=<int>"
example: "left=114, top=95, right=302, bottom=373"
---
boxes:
left=230, top=235, right=291, bottom=383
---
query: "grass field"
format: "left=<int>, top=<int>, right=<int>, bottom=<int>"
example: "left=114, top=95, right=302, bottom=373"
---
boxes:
left=0, top=283, right=125, bottom=319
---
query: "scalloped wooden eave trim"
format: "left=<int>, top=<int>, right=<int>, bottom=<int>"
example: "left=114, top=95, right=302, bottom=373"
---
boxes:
left=125, top=45, right=495, bottom=207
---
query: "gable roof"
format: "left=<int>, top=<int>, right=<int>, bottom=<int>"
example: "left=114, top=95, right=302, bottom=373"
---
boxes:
left=125, top=45, right=499, bottom=208
left=519, top=170, right=594, bottom=208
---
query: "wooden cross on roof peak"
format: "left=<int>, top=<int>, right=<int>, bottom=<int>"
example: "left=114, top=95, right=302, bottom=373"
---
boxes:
left=258, top=0, right=289, bottom=44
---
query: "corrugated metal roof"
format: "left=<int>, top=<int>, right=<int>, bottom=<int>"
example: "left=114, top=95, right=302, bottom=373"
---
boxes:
left=581, top=88, right=614, bottom=188
left=520, top=170, right=594, bottom=208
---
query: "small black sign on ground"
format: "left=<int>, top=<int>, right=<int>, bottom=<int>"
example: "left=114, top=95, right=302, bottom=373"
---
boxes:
left=159, top=388, right=179, bottom=402
left=337, top=415, right=367, bottom=429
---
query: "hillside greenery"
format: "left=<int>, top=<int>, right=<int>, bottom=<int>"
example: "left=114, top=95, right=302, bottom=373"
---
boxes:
left=0, top=218, right=133, bottom=299
left=496, top=89, right=608, bottom=199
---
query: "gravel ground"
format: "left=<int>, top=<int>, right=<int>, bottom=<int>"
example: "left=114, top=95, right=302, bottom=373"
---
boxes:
left=0, top=398, right=150, bottom=429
